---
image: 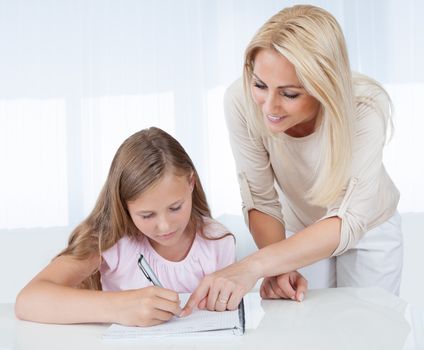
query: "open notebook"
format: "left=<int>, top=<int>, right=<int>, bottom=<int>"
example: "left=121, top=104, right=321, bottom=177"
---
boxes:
left=103, top=293, right=246, bottom=340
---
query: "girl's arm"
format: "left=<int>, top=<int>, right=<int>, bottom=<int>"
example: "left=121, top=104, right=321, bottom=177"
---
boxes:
left=15, top=254, right=181, bottom=326
left=182, top=216, right=340, bottom=315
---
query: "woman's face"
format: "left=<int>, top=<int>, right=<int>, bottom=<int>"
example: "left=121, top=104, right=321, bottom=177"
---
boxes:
left=250, top=49, right=321, bottom=137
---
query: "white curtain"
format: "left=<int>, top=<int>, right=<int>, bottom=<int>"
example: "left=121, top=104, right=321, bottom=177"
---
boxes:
left=0, top=0, right=423, bottom=234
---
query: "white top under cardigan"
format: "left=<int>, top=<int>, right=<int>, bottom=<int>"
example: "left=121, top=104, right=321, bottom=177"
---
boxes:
left=224, top=77, right=399, bottom=256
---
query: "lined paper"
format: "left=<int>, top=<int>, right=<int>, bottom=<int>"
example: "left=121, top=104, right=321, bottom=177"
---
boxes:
left=103, top=293, right=246, bottom=340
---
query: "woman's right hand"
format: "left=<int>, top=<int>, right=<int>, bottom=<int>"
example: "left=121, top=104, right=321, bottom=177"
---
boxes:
left=181, top=258, right=260, bottom=316
left=260, top=271, right=308, bottom=301
left=115, top=286, right=181, bottom=327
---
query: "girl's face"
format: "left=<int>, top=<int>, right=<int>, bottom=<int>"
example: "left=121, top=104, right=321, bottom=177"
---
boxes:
left=127, top=172, right=194, bottom=261
left=250, top=49, right=321, bottom=137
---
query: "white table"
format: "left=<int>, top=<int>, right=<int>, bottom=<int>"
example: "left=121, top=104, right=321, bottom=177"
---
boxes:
left=1, top=287, right=422, bottom=350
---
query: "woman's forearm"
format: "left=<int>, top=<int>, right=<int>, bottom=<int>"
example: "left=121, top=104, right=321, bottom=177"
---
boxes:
left=246, top=216, right=341, bottom=278
left=248, top=209, right=286, bottom=248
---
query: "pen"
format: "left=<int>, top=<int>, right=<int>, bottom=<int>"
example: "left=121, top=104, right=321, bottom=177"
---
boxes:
left=137, top=254, right=163, bottom=287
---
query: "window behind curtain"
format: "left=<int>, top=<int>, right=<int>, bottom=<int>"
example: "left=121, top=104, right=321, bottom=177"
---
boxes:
left=0, top=0, right=423, bottom=234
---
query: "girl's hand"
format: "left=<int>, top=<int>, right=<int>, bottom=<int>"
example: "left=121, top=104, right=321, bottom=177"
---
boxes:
left=180, top=260, right=260, bottom=316
left=260, top=271, right=307, bottom=301
left=115, top=286, right=181, bottom=326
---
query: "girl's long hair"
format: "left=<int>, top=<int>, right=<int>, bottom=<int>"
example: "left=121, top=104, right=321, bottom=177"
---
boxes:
left=243, top=5, right=392, bottom=207
left=58, top=127, right=212, bottom=290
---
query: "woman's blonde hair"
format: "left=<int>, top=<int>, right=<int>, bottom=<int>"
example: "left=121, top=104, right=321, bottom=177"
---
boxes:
left=58, top=127, right=212, bottom=290
left=244, top=5, right=391, bottom=207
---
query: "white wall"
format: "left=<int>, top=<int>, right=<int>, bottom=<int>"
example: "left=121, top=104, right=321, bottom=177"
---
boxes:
left=399, top=213, right=424, bottom=309
left=0, top=227, right=69, bottom=302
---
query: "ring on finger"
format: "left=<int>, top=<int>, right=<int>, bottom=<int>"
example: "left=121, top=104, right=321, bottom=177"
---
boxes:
left=217, top=298, right=228, bottom=304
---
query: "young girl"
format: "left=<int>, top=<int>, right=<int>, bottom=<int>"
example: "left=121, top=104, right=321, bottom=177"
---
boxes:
left=15, top=127, right=235, bottom=326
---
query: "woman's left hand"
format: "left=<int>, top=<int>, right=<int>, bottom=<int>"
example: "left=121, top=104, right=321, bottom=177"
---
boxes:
left=260, top=271, right=307, bottom=301
left=180, top=259, right=260, bottom=316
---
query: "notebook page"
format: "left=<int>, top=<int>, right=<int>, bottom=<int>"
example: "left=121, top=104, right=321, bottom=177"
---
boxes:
left=103, top=293, right=242, bottom=340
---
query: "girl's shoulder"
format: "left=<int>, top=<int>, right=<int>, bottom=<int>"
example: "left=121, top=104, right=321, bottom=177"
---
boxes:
left=101, top=235, right=147, bottom=272
left=194, top=217, right=235, bottom=255
left=193, top=217, right=235, bottom=264
left=103, top=234, right=146, bottom=253
left=200, top=216, right=233, bottom=240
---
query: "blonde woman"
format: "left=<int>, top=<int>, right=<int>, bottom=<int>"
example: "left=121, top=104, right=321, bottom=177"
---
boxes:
left=182, top=5, right=402, bottom=315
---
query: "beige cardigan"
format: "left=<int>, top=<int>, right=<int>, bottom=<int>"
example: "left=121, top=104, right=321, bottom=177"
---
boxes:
left=224, top=78, right=399, bottom=256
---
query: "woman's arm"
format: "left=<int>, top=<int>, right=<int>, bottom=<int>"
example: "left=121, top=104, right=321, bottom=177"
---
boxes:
left=15, top=254, right=181, bottom=326
left=253, top=216, right=340, bottom=276
left=182, top=216, right=340, bottom=315
left=249, top=209, right=285, bottom=247
left=249, top=209, right=309, bottom=300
